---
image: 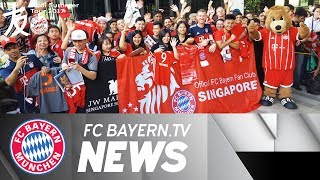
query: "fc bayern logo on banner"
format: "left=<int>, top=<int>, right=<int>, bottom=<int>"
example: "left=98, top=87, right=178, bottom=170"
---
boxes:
left=172, top=90, right=196, bottom=114
left=10, top=119, right=65, bottom=175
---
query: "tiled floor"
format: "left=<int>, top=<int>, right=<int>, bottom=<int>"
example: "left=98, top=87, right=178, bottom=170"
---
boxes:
left=255, top=87, right=320, bottom=113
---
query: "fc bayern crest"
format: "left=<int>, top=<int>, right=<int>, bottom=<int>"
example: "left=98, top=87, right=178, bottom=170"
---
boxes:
left=30, top=17, right=48, bottom=35
left=172, top=90, right=196, bottom=114
left=199, top=52, right=206, bottom=60
left=10, top=119, right=65, bottom=175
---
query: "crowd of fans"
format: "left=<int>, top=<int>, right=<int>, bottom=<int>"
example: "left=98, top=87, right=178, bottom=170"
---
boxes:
left=0, top=0, right=319, bottom=114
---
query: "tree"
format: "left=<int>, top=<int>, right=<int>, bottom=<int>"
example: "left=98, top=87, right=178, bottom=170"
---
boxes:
left=244, top=0, right=261, bottom=14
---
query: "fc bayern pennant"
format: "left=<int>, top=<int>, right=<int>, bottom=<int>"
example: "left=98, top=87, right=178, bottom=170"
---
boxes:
left=10, top=119, right=65, bottom=174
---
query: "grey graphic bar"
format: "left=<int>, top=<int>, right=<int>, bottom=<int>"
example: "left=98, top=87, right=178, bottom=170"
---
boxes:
left=0, top=150, right=19, bottom=180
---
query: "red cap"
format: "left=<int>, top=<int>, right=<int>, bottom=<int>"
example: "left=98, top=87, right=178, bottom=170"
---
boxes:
left=58, top=6, right=70, bottom=19
left=1, top=37, right=17, bottom=49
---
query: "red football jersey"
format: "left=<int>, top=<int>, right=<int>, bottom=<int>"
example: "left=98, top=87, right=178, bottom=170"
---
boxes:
left=113, top=32, right=122, bottom=47
left=214, top=29, right=239, bottom=42
left=74, top=20, right=102, bottom=42
left=231, top=23, right=245, bottom=37
left=153, top=52, right=176, bottom=87
left=110, top=49, right=121, bottom=57
left=145, top=22, right=154, bottom=36
left=51, top=39, right=64, bottom=59
left=214, top=29, right=240, bottom=62
left=258, top=27, right=298, bottom=70
left=64, top=84, right=86, bottom=113
left=124, top=44, right=134, bottom=57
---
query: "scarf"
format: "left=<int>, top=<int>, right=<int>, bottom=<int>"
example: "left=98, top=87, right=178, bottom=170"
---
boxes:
left=68, top=46, right=90, bottom=64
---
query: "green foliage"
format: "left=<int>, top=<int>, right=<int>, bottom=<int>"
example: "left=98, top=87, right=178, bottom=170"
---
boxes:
left=244, top=0, right=261, bottom=14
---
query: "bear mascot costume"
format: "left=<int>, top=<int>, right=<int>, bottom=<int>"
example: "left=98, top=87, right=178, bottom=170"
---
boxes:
left=247, top=6, right=310, bottom=109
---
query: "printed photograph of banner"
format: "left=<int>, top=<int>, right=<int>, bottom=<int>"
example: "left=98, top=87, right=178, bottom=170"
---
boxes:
left=117, top=44, right=262, bottom=113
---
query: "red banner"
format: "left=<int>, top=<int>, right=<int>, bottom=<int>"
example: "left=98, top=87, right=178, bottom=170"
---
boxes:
left=117, top=44, right=262, bottom=113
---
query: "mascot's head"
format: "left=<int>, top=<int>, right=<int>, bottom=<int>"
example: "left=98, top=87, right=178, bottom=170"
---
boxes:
left=266, top=6, right=292, bottom=34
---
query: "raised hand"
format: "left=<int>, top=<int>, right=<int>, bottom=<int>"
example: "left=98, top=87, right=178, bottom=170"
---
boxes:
left=144, top=13, right=152, bottom=23
left=66, top=19, right=75, bottom=32
left=136, top=0, right=144, bottom=9
left=247, top=20, right=260, bottom=40
left=264, top=6, right=269, bottom=14
left=247, top=20, right=256, bottom=33
left=208, top=0, right=213, bottom=8
left=170, top=37, right=178, bottom=47
left=105, top=12, right=112, bottom=22
left=308, top=5, right=315, bottom=12
left=122, top=23, right=130, bottom=34
left=181, top=1, right=187, bottom=8
left=170, top=4, right=179, bottom=12
left=93, top=16, right=97, bottom=22
left=208, top=6, right=215, bottom=16
left=183, top=6, right=191, bottom=14
left=180, top=0, right=186, bottom=5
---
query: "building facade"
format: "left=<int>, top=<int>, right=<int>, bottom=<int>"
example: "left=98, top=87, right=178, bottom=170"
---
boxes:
left=65, top=0, right=319, bottom=20
left=275, top=0, right=319, bottom=6
left=75, top=0, right=230, bottom=19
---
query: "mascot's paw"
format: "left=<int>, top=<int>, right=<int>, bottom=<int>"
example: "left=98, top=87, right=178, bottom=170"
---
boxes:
left=280, top=98, right=298, bottom=109
left=298, top=22, right=310, bottom=39
left=260, top=95, right=275, bottom=106
left=247, top=20, right=257, bottom=33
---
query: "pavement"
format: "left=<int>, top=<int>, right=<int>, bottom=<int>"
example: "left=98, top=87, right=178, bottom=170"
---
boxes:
left=255, top=87, right=320, bottom=113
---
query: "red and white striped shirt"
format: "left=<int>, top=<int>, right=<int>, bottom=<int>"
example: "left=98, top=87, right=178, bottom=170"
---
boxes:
left=258, top=27, right=299, bottom=70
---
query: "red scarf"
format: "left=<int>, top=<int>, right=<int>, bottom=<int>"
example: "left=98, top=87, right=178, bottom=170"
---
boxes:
left=68, top=46, right=90, bottom=64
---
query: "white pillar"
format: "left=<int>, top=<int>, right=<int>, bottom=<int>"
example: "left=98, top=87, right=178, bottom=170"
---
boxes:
left=231, top=0, right=244, bottom=14
left=275, top=0, right=285, bottom=6
left=104, top=0, right=111, bottom=13
left=289, top=0, right=299, bottom=6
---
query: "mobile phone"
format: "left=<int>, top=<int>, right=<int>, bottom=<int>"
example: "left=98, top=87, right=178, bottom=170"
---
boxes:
left=69, top=58, right=75, bottom=63
left=21, top=56, right=28, bottom=63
